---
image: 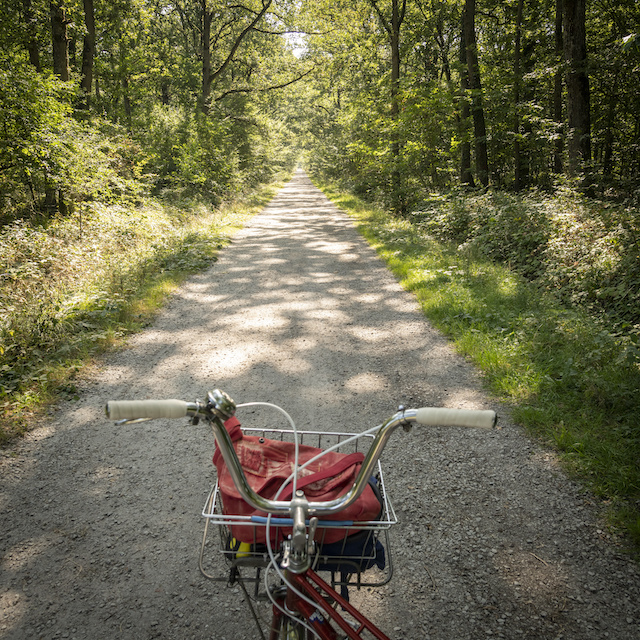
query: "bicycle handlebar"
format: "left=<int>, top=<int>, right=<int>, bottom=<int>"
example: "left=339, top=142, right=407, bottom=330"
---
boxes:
left=414, top=407, right=497, bottom=429
left=105, top=391, right=497, bottom=518
left=106, top=399, right=199, bottom=421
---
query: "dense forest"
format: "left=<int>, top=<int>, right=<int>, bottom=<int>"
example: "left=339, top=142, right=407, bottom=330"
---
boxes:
left=2, top=1, right=639, bottom=217
left=0, top=0, right=305, bottom=216
left=297, top=0, right=640, bottom=202
left=3, top=0, right=639, bottom=351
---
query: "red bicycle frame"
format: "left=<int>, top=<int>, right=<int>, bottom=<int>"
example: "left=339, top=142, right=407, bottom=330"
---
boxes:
left=269, top=568, right=390, bottom=640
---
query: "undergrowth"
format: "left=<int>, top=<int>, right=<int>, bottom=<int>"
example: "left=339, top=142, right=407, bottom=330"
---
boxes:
left=0, top=183, right=281, bottom=444
left=316, top=181, right=640, bottom=556
left=412, top=188, right=640, bottom=338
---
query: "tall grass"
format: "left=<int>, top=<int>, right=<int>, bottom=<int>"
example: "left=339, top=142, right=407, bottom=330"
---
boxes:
left=317, top=183, right=640, bottom=555
left=0, top=184, right=281, bottom=443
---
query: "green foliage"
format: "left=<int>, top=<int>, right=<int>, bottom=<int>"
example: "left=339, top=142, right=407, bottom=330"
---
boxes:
left=413, top=188, right=640, bottom=333
left=0, top=53, right=72, bottom=213
left=296, top=0, right=640, bottom=204
left=318, top=179, right=640, bottom=553
left=543, top=192, right=640, bottom=326
left=414, top=191, right=550, bottom=279
left=0, top=1, right=300, bottom=220
left=140, top=105, right=240, bottom=198
left=0, top=51, right=150, bottom=219
left=55, top=119, right=147, bottom=203
left=400, top=82, right=458, bottom=190
left=138, top=102, right=295, bottom=199
left=0, top=180, right=283, bottom=443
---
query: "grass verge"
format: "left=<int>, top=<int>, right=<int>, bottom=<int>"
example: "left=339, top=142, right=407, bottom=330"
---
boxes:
left=317, top=182, right=640, bottom=556
left=0, top=181, right=283, bottom=445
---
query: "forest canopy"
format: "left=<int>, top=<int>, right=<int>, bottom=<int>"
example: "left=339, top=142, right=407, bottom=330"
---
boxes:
left=1, top=1, right=639, bottom=219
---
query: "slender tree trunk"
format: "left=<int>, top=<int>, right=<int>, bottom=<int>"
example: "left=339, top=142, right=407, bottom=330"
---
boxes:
left=459, top=19, right=474, bottom=187
left=23, top=0, right=41, bottom=71
left=80, top=0, right=96, bottom=107
left=47, top=3, right=70, bottom=214
left=553, top=0, right=564, bottom=174
left=50, top=2, right=70, bottom=81
left=513, top=0, right=524, bottom=190
left=369, top=0, right=407, bottom=213
left=563, top=0, right=590, bottom=177
left=390, top=0, right=404, bottom=213
left=201, top=2, right=212, bottom=113
left=602, top=90, right=616, bottom=177
left=463, top=0, right=489, bottom=187
left=122, top=75, right=132, bottom=131
left=435, top=19, right=451, bottom=83
left=68, top=32, right=76, bottom=68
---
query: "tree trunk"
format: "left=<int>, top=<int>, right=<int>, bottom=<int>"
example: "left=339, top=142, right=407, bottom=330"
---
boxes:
left=122, top=75, right=132, bottom=131
left=369, top=0, right=407, bottom=213
left=553, top=0, right=564, bottom=174
left=161, top=82, right=170, bottom=105
left=513, top=0, right=524, bottom=190
left=563, top=0, right=590, bottom=177
left=463, top=0, right=489, bottom=187
left=50, top=2, right=70, bottom=81
left=390, top=0, right=405, bottom=213
left=459, top=19, right=474, bottom=187
left=602, top=90, right=616, bottom=177
left=80, top=0, right=96, bottom=107
left=68, top=32, right=76, bottom=69
left=23, top=0, right=41, bottom=71
left=200, top=2, right=212, bottom=113
left=48, top=2, right=70, bottom=214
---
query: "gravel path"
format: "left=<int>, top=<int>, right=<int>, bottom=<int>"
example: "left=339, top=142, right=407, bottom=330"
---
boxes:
left=1, top=169, right=639, bottom=640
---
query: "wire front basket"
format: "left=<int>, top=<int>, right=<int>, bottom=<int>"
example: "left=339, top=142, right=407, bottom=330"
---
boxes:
left=199, top=427, right=397, bottom=598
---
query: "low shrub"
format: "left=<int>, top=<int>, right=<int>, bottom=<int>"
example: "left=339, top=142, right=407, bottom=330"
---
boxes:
left=414, top=188, right=640, bottom=335
left=0, top=185, right=279, bottom=444
left=543, top=191, right=640, bottom=330
left=0, top=55, right=147, bottom=220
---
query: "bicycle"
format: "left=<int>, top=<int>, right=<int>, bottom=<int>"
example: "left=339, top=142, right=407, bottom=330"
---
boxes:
left=106, top=389, right=497, bottom=639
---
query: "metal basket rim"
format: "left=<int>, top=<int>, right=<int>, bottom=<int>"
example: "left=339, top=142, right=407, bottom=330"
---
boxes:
left=202, top=426, right=397, bottom=529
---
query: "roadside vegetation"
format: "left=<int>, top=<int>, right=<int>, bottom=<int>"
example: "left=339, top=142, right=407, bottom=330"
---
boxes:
left=1, top=1, right=298, bottom=444
left=0, top=182, right=283, bottom=445
left=316, top=180, right=640, bottom=555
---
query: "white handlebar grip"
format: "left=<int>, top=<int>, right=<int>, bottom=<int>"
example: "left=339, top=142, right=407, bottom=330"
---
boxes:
left=106, top=399, right=190, bottom=421
left=416, top=407, right=497, bottom=429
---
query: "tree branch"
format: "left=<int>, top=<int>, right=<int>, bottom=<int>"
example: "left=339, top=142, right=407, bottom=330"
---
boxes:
left=368, top=0, right=391, bottom=34
left=209, top=0, right=274, bottom=85
left=400, top=0, right=408, bottom=24
left=214, top=66, right=315, bottom=101
left=251, top=27, right=328, bottom=36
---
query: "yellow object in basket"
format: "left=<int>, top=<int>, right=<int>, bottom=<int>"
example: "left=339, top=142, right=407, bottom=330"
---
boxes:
left=232, top=538, right=252, bottom=558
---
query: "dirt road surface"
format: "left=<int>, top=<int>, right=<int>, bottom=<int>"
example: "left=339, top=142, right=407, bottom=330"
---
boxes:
left=2, top=170, right=639, bottom=639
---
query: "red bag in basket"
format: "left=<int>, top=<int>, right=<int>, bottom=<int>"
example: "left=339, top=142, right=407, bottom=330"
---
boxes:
left=213, top=417, right=382, bottom=545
